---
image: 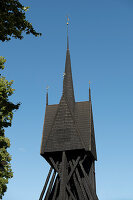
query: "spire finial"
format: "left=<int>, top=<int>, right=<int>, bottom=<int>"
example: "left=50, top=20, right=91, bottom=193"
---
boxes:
left=46, top=86, right=49, bottom=105
left=89, top=81, right=91, bottom=102
left=66, top=16, right=69, bottom=50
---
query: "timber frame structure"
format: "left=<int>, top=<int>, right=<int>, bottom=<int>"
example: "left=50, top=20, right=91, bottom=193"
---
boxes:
left=39, top=22, right=99, bottom=200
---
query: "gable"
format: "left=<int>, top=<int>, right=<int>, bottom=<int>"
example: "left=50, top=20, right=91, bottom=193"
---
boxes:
left=43, top=95, right=84, bottom=152
left=41, top=100, right=97, bottom=160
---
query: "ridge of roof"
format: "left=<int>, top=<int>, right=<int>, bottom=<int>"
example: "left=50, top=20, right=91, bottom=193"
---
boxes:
left=43, top=94, right=86, bottom=152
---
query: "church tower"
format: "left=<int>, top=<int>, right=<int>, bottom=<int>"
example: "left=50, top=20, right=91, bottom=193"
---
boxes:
left=39, top=20, right=99, bottom=200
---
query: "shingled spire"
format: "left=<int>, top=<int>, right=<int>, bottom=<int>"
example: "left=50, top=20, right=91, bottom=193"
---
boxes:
left=63, top=18, right=75, bottom=112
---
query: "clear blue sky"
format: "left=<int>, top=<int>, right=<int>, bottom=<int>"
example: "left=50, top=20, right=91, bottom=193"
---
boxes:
left=1, top=0, right=133, bottom=199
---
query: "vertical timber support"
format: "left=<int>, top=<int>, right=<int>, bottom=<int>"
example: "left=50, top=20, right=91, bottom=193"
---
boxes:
left=69, top=160, right=84, bottom=200
left=60, top=151, right=67, bottom=200
left=52, top=175, right=59, bottom=200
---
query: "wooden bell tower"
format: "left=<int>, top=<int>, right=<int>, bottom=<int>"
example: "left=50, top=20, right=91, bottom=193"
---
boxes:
left=39, top=20, right=99, bottom=200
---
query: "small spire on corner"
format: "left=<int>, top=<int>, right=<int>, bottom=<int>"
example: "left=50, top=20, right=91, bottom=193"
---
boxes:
left=46, top=86, right=49, bottom=105
left=89, top=81, right=91, bottom=102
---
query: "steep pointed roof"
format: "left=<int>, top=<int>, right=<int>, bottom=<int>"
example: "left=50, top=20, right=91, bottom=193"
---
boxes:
left=41, top=85, right=97, bottom=160
left=43, top=95, right=84, bottom=152
left=40, top=23, right=97, bottom=161
left=40, top=25, right=85, bottom=153
left=63, top=22, right=75, bottom=112
left=41, top=100, right=97, bottom=160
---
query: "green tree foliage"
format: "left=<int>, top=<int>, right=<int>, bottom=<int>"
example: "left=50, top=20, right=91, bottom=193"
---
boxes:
left=0, top=1, right=41, bottom=198
left=0, top=0, right=42, bottom=42
left=0, top=57, right=20, bottom=199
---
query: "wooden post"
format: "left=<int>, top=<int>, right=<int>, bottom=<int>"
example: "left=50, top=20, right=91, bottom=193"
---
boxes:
left=60, top=151, right=66, bottom=200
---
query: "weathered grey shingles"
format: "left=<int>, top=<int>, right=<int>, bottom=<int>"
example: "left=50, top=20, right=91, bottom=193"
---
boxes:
left=42, top=96, right=83, bottom=152
left=40, top=104, right=58, bottom=154
left=74, top=101, right=91, bottom=149
left=41, top=100, right=97, bottom=160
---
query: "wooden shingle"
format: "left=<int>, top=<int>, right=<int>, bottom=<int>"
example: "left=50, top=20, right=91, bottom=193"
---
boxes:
left=41, top=100, right=97, bottom=160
